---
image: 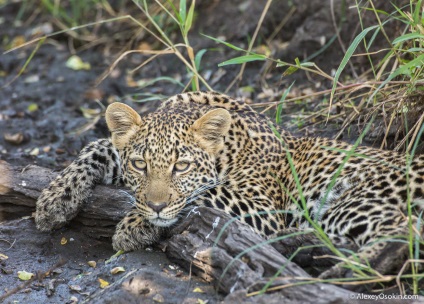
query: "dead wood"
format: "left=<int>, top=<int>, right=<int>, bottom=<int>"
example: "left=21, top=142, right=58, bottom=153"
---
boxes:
left=0, top=161, right=130, bottom=237
left=2, top=161, right=421, bottom=302
left=165, top=206, right=371, bottom=303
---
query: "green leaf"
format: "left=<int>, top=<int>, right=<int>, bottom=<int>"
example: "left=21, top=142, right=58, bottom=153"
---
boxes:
left=360, top=7, right=389, bottom=16
left=392, top=33, right=424, bottom=45
left=299, top=62, right=314, bottom=67
left=282, top=66, right=298, bottom=77
left=275, top=60, right=290, bottom=67
left=194, top=49, right=207, bottom=71
left=369, top=54, right=424, bottom=102
left=27, top=103, right=39, bottom=112
left=179, top=0, right=186, bottom=24
left=392, top=54, right=424, bottom=76
left=201, top=34, right=245, bottom=52
left=330, top=25, right=379, bottom=102
left=413, top=0, right=423, bottom=25
left=18, top=271, right=34, bottom=281
left=407, top=47, right=424, bottom=52
left=66, top=55, right=91, bottom=70
left=184, top=0, right=195, bottom=36
left=218, top=54, right=266, bottom=66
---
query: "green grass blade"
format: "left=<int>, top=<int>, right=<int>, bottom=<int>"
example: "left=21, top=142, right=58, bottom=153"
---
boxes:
left=369, top=54, right=424, bottom=101
left=392, top=33, right=424, bottom=45
left=330, top=25, right=379, bottom=103
left=179, top=0, right=186, bottom=24
left=414, top=211, right=423, bottom=261
left=194, top=49, right=207, bottom=71
left=407, top=47, right=424, bottom=52
left=218, top=54, right=266, bottom=66
left=184, top=0, right=195, bottom=36
left=276, top=81, right=295, bottom=124
left=201, top=34, right=245, bottom=52
left=166, top=0, right=182, bottom=23
left=276, top=60, right=292, bottom=67
left=413, top=0, right=423, bottom=25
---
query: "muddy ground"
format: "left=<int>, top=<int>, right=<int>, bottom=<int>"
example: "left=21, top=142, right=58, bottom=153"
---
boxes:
left=0, top=1, right=414, bottom=303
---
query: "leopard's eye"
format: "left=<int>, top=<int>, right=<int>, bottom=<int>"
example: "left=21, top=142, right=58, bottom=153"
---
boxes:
left=131, top=159, right=147, bottom=171
left=174, top=161, right=190, bottom=173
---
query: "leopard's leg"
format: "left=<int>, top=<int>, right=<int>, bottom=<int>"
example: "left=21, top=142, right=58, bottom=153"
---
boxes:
left=35, top=139, right=121, bottom=231
left=112, top=209, right=165, bottom=251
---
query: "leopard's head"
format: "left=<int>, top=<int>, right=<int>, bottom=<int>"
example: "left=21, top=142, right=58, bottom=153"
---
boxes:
left=105, top=102, right=231, bottom=227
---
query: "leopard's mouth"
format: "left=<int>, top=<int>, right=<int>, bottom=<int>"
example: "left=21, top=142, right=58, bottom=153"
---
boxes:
left=149, top=217, right=178, bottom=227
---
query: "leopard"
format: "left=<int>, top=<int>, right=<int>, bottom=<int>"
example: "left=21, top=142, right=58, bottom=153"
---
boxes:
left=35, top=91, right=424, bottom=280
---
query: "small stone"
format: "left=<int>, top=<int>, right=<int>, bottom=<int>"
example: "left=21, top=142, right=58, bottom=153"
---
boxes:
left=153, top=294, right=164, bottom=302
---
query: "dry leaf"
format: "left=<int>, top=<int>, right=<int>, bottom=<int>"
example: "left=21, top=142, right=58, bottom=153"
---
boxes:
left=254, top=44, right=271, bottom=56
left=193, top=287, right=204, bottom=293
left=84, top=88, right=104, bottom=100
left=69, top=284, right=82, bottom=292
left=87, top=261, right=96, bottom=268
left=4, top=132, right=25, bottom=145
left=60, top=237, right=68, bottom=245
left=66, top=55, right=91, bottom=71
left=98, top=278, right=109, bottom=289
left=29, top=148, right=39, bottom=156
left=69, top=295, right=79, bottom=303
left=10, top=35, right=26, bottom=48
left=137, top=42, right=152, bottom=51
left=18, top=270, right=34, bottom=281
left=27, top=103, right=39, bottom=112
left=110, top=267, right=125, bottom=275
left=24, top=75, right=40, bottom=84
left=125, top=74, right=137, bottom=87
left=0, top=253, right=9, bottom=260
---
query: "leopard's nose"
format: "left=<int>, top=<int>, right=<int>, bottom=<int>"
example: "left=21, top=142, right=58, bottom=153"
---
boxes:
left=147, top=201, right=167, bottom=213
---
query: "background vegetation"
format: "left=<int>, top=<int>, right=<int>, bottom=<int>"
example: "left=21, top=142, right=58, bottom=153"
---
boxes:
left=1, top=0, right=423, bottom=297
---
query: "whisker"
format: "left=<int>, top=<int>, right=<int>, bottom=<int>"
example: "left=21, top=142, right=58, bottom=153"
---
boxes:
left=118, top=189, right=136, bottom=206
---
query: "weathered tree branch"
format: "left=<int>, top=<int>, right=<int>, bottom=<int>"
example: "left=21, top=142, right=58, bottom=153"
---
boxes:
left=1, top=161, right=421, bottom=302
left=166, top=206, right=367, bottom=303
left=0, top=161, right=131, bottom=237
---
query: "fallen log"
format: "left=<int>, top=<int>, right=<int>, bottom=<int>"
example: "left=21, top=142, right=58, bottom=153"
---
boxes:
left=1, top=161, right=421, bottom=302
left=0, top=161, right=343, bottom=263
left=166, top=206, right=364, bottom=303
left=0, top=161, right=130, bottom=237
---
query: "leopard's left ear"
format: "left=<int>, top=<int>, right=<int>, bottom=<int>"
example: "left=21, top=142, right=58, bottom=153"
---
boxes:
left=191, top=108, right=231, bottom=154
left=106, top=102, right=142, bottom=149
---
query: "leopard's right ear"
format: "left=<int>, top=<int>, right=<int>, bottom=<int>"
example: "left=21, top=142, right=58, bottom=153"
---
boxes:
left=106, top=102, right=142, bottom=149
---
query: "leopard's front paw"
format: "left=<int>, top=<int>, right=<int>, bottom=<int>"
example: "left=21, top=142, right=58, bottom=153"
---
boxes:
left=112, top=230, right=145, bottom=252
left=112, top=212, right=163, bottom=251
left=35, top=187, right=81, bottom=231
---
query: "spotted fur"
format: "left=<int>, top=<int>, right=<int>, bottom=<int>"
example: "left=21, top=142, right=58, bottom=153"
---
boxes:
left=35, top=91, right=424, bottom=278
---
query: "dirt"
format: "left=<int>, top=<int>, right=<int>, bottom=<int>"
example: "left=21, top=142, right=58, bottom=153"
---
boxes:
left=0, top=218, right=219, bottom=304
left=0, top=0, right=411, bottom=303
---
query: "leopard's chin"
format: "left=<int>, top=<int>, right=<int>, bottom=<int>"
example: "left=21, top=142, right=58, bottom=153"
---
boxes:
left=149, top=217, right=178, bottom=227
